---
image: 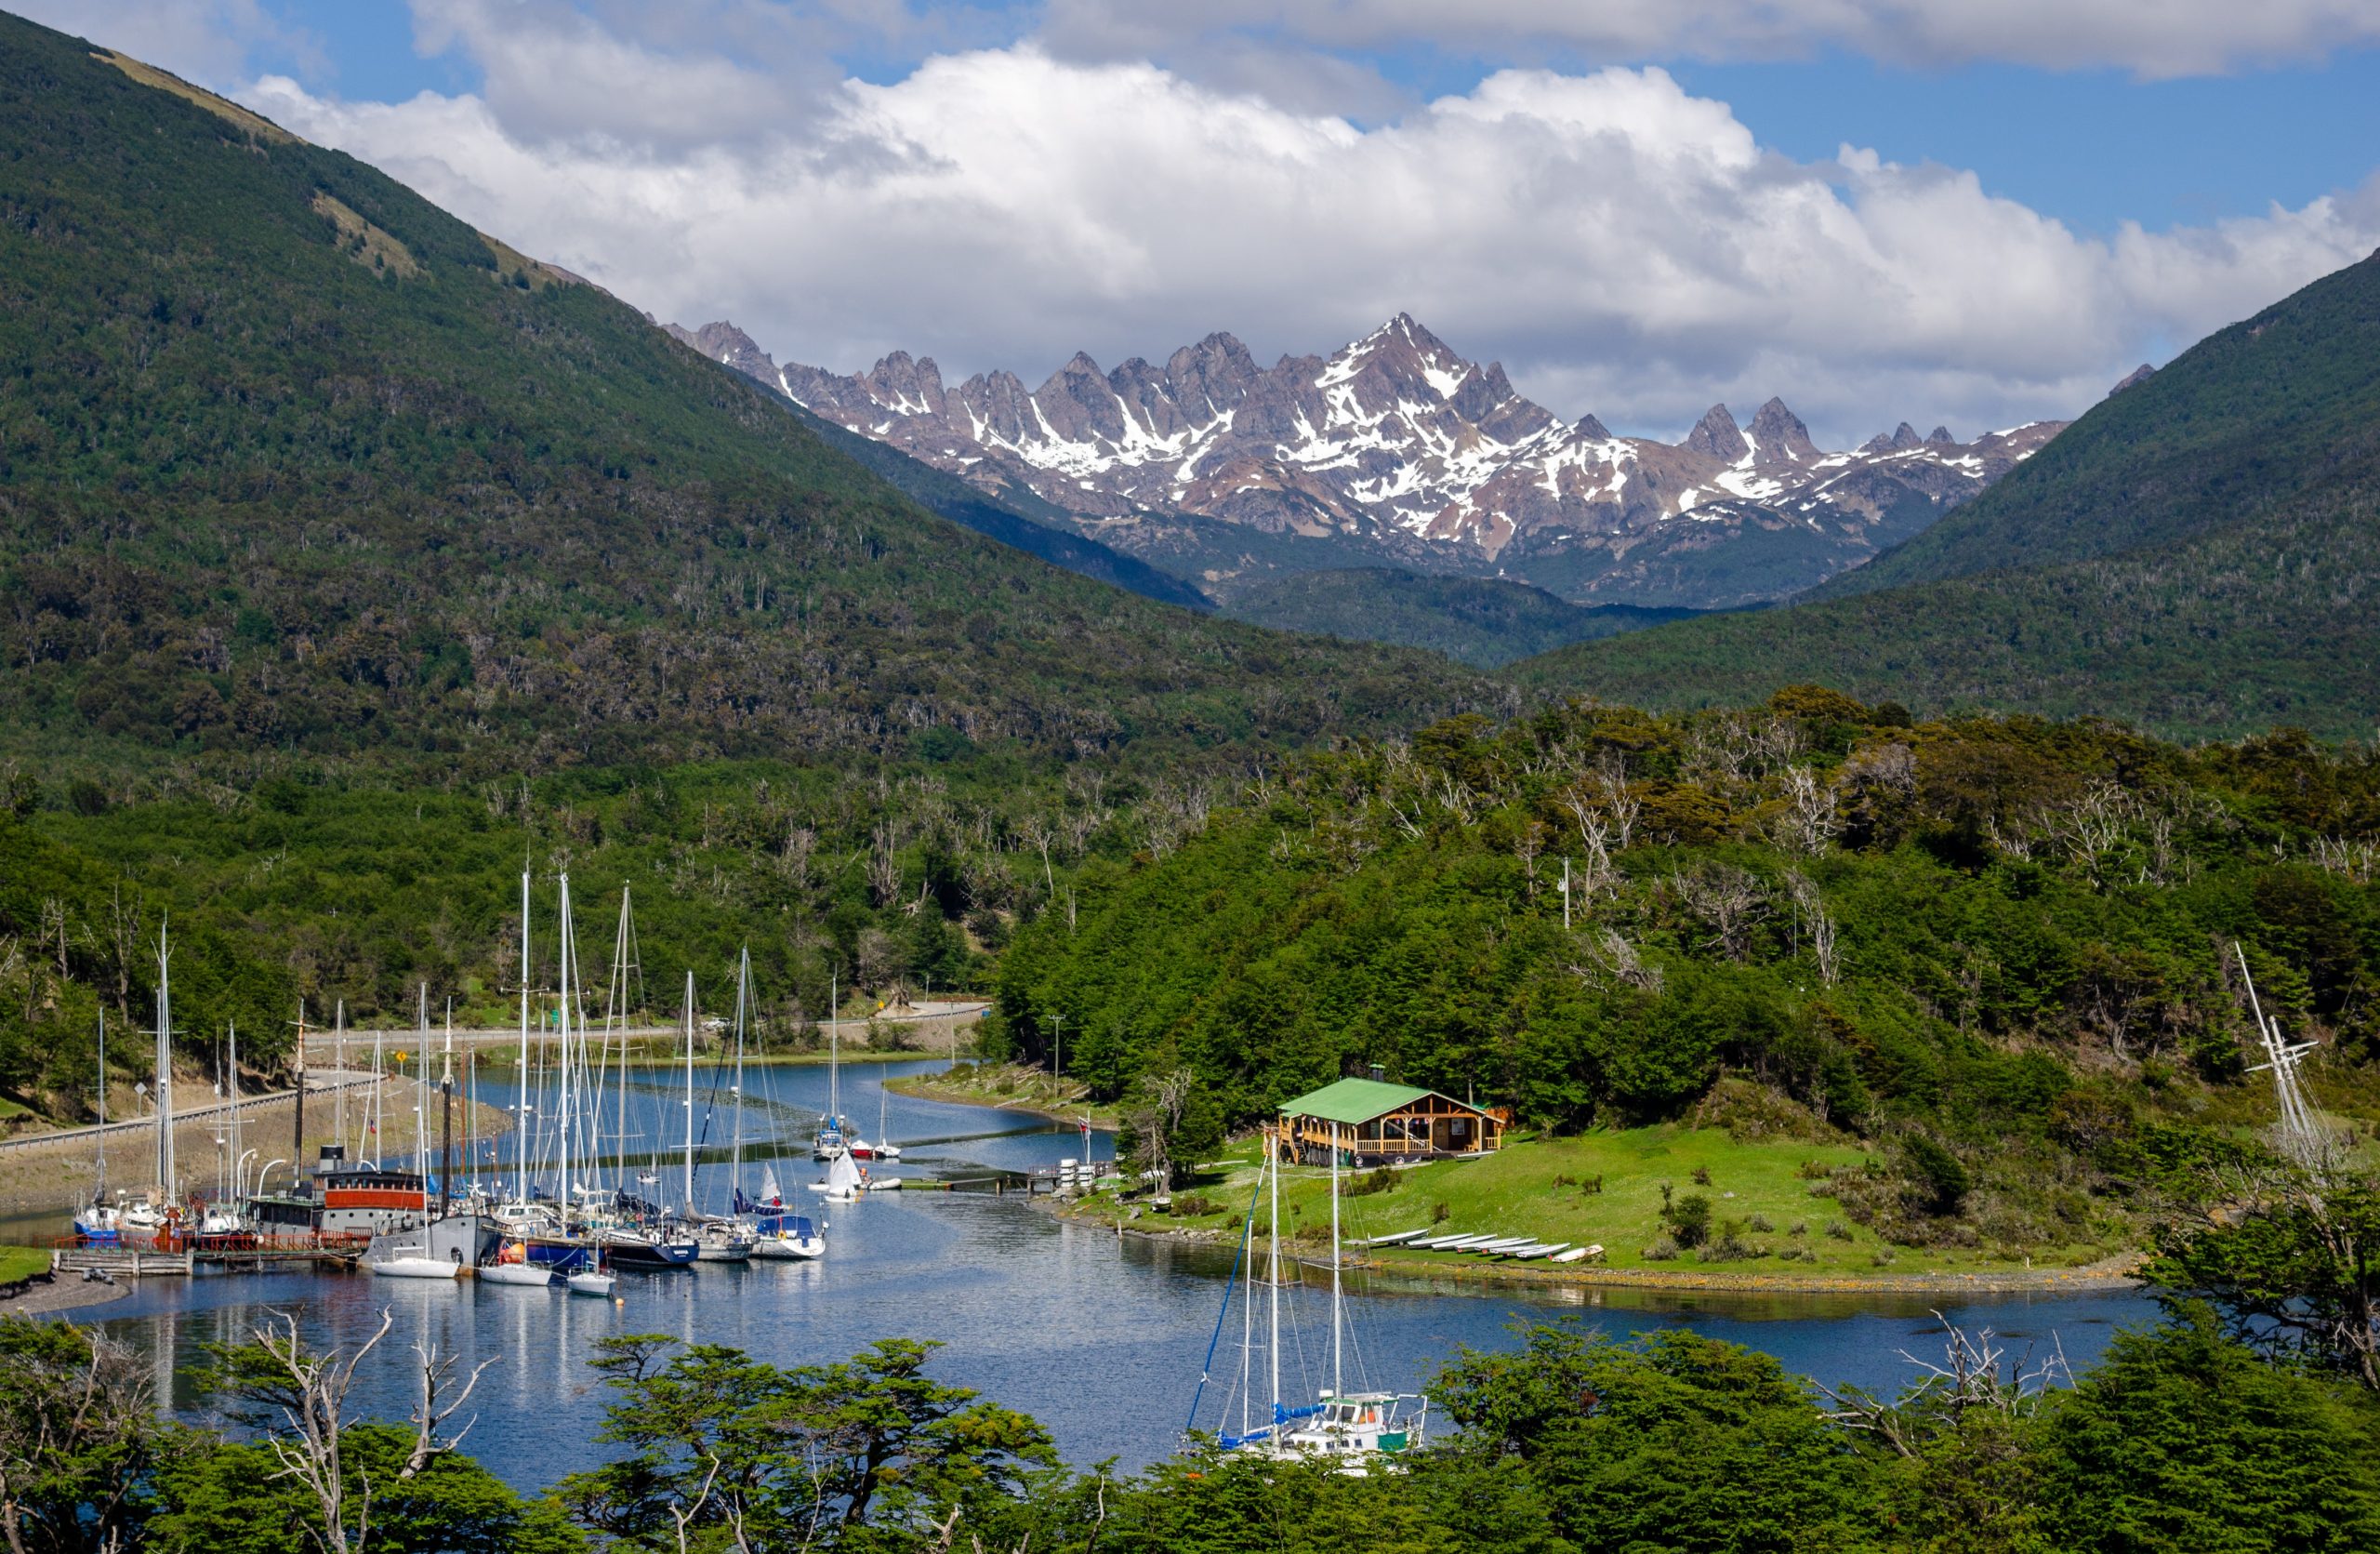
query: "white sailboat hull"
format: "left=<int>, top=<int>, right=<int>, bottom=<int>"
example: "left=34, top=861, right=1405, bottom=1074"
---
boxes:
left=369, top=1256, right=459, bottom=1280
left=567, top=1271, right=617, bottom=1296
left=479, top=1262, right=558, bottom=1287
left=750, top=1236, right=826, bottom=1259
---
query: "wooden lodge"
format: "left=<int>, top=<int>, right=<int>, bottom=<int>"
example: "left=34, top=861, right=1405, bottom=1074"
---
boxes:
left=1276, top=1078, right=1506, bottom=1167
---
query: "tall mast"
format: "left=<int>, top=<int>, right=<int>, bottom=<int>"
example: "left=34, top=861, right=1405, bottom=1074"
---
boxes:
left=94, top=1008, right=106, bottom=1200
left=333, top=1001, right=346, bottom=1163
left=1267, top=1124, right=1280, bottom=1429
left=227, top=1021, right=240, bottom=1202
left=416, top=983, right=430, bottom=1179
left=369, top=1023, right=383, bottom=1166
left=829, top=975, right=840, bottom=1127
left=732, top=947, right=749, bottom=1212
left=681, top=971, right=695, bottom=1215
left=557, top=873, right=574, bottom=1233
left=516, top=870, right=531, bottom=1205
left=290, top=1001, right=306, bottom=1196
left=154, top=922, right=174, bottom=1202
left=440, top=997, right=455, bottom=1218
left=612, top=887, right=634, bottom=1195
left=1330, top=1120, right=1342, bottom=1401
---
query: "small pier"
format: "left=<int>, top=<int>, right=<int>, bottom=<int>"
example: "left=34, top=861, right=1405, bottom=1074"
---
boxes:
left=51, top=1245, right=193, bottom=1279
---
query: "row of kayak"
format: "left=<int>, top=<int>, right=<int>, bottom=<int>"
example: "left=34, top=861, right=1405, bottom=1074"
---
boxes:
left=1364, top=1229, right=1602, bottom=1263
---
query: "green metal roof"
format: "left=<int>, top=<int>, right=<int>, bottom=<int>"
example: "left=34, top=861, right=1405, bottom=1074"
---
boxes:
left=1277, top=1077, right=1461, bottom=1125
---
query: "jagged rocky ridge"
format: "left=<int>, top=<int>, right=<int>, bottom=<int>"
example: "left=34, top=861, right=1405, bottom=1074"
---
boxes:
left=667, top=316, right=2066, bottom=606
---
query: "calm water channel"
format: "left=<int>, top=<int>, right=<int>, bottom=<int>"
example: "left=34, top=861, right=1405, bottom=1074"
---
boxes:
left=58, top=1059, right=2159, bottom=1481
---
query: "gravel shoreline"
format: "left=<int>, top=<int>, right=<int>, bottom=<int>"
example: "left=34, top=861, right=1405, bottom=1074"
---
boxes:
left=0, top=1268, right=135, bottom=1316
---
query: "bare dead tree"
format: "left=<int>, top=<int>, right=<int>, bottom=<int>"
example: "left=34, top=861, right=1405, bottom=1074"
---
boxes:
left=1513, top=819, right=1545, bottom=897
left=866, top=820, right=904, bottom=908
left=1671, top=863, right=1768, bottom=962
left=1784, top=871, right=1842, bottom=987
left=1128, top=1069, right=1199, bottom=1189
left=251, top=1308, right=395, bottom=1554
left=1818, top=1312, right=2068, bottom=1458
left=1777, top=765, right=1838, bottom=857
left=1596, top=756, right=1640, bottom=850
left=1572, top=928, right=1663, bottom=994
left=401, top=1339, right=496, bottom=1480
left=106, top=882, right=143, bottom=1027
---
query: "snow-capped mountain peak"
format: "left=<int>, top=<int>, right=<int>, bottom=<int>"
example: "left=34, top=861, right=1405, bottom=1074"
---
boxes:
left=668, top=314, right=2068, bottom=603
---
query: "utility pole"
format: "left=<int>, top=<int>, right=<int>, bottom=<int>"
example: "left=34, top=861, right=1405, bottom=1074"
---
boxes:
left=1051, top=1016, right=1064, bottom=1080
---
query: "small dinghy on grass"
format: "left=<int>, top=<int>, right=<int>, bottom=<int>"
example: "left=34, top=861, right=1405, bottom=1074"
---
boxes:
left=1365, top=1229, right=1430, bottom=1247
left=1550, top=1244, right=1599, bottom=1264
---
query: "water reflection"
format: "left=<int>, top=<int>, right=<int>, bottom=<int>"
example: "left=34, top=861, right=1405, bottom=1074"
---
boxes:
left=70, top=1060, right=2157, bottom=1480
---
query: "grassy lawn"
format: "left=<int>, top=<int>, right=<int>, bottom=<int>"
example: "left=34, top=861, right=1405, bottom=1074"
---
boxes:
left=1114, top=1124, right=2113, bottom=1279
left=0, top=1245, right=50, bottom=1283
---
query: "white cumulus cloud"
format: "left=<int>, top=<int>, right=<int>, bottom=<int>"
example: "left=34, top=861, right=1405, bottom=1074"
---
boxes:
left=240, top=43, right=2380, bottom=446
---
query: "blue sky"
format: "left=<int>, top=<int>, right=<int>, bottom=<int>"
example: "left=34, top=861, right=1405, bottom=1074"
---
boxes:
left=28, top=1, right=2380, bottom=444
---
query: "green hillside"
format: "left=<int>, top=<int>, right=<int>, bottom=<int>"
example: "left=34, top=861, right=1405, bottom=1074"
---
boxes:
left=0, top=15, right=1475, bottom=776
left=1513, top=253, right=2380, bottom=739
left=1223, top=567, right=1698, bottom=668
left=991, top=693, right=2380, bottom=1260
left=1507, top=480, right=2375, bottom=739
left=1824, top=251, right=2380, bottom=595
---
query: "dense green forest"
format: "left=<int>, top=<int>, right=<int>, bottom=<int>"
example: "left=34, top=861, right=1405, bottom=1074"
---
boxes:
left=993, top=690, right=2380, bottom=1250
left=11, top=1282, right=2380, bottom=1552
left=1515, top=253, right=2380, bottom=741
left=1223, top=569, right=1698, bottom=669
left=0, top=749, right=1190, bottom=1106
left=0, top=16, right=1482, bottom=778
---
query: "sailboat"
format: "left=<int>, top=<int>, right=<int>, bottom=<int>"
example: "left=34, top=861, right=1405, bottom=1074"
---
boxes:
left=1199, top=1123, right=1425, bottom=1469
left=694, top=950, right=756, bottom=1263
left=813, top=976, right=849, bottom=1160
left=74, top=1010, right=123, bottom=1246
left=810, top=1147, right=866, bottom=1202
left=596, top=967, right=698, bottom=1270
left=849, top=1074, right=903, bottom=1163
left=747, top=1162, right=826, bottom=1258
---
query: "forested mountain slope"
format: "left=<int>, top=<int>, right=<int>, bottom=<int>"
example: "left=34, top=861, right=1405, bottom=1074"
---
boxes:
left=990, top=692, right=2380, bottom=1253
left=1511, top=255, right=2380, bottom=740
left=0, top=14, right=1476, bottom=777
left=1819, top=249, right=2380, bottom=596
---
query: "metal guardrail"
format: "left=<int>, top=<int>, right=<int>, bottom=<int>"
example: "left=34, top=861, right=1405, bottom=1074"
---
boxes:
left=0, top=1073, right=383, bottom=1153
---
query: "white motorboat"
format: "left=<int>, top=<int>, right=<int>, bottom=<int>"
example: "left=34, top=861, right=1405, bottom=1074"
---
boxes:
left=369, top=1255, right=459, bottom=1280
